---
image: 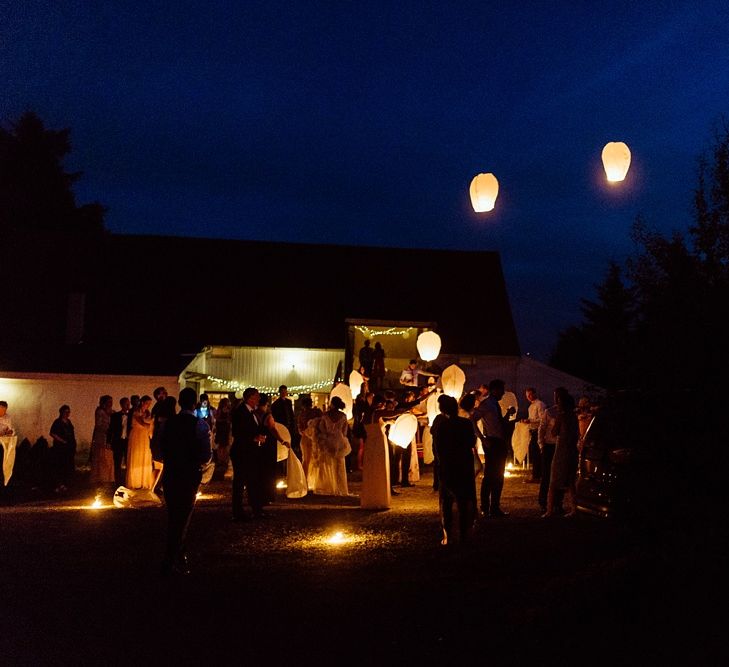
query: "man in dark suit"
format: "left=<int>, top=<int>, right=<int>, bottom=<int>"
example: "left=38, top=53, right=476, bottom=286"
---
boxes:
left=108, top=397, right=132, bottom=487
left=159, top=387, right=211, bottom=576
left=271, top=384, right=299, bottom=458
left=230, top=387, right=267, bottom=520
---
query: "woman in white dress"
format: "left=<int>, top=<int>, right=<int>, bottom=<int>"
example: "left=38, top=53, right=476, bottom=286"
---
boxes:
left=310, top=396, right=351, bottom=496
left=125, top=395, right=154, bottom=489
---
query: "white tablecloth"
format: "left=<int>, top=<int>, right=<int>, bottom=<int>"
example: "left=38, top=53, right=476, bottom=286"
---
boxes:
left=1, top=435, right=18, bottom=486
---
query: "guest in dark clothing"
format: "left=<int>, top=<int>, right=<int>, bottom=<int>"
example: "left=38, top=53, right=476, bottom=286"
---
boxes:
left=159, top=387, right=212, bottom=576
left=271, top=384, right=300, bottom=460
left=49, top=405, right=76, bottom=493
left=358, top=339, right=375, bottom=378
left=108, top=397, right=132, bottom=487
left=432, top=395, right=477, bottom=545
left=230, top=387, right=267, bottom=520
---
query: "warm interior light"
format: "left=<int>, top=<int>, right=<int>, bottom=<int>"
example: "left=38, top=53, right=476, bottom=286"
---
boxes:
left=90, top=496, right=102, bottom=509
left=276, top=480, right=287, bottom=489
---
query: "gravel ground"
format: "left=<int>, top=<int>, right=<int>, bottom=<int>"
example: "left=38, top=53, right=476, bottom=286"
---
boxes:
left=2, top=466, right=727, bottom=665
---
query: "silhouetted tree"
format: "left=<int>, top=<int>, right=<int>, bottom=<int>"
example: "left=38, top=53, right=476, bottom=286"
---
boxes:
left=552, top=121, right=729, bottom=394
left=550, top=262, right=636, bottom=388
left=1, top=111, right=106, bottom=345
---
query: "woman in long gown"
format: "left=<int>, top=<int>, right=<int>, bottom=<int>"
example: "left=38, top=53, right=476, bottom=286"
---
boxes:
left=543, top=387, right=580, bottom=517
left=297, top=395, right=323, bottom=487
left=256, top=393, right=288, bottom=504
left=126, top=395, right=154, bottom=490
left=310, top=396, right=351, bottom=496
left=90, top=395, right=115, bottom=490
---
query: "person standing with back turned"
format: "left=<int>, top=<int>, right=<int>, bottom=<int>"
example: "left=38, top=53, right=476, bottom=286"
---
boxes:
left=159, top=387, right=212, bottom=576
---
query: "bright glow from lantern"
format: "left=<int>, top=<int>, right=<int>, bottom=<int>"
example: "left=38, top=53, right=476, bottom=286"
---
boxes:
left=389, top=413, right=418, bottom=448
left=506, top=462, right=514, bottom=470
left=469, top=173, right=499, bottom=212
left=426, top=390, right=440, bottom=427
left=90, top=495, right=102, bottom=509
left=349, top=370, right=364, bottom=400
left=417, top=331, right=441, bottom=361
left=601, top=141, right=631, bottom=182
left=504, top=470, right=512, bottom=478
left=276, top=480, right=287, bottom=489
left=441, top=364, right=466, bottom=399
left=325, top=530, right=354, bottom=546
left=330, top=382, right=353, bottom=420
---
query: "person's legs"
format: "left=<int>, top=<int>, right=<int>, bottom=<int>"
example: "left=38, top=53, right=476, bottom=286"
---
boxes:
left=457, top=493, right=476, bottom=543
left=528, top=431, right=541, bottom=481
left=539, top=443, right=555, bottom=511
left=230, top=447, right=247, bottom=519
left=162, top=480, right=198, bottom=573
left=490, top=440, right=508, bottom=515
left=439, top=487, right=454, bottom=545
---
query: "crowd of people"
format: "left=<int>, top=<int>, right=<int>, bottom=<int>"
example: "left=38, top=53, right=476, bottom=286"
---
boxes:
left=1, top=359, right=596, bottom=568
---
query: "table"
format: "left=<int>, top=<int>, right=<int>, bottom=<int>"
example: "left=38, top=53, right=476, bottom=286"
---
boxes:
left=1, top=435, right=18, bottom=486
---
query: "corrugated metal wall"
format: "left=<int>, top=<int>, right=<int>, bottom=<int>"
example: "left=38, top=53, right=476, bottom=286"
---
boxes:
left=185, top=347, right=343, bottom=394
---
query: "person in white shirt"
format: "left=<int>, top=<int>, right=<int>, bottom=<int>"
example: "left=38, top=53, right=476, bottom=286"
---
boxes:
left=0, top=401, right=14, bottom=436
left=523, top=387, right=547, bottom=482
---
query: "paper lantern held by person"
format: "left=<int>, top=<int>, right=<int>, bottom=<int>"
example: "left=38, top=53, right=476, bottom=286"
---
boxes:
left=441, top=364, right=466, bottom=399
left=389, top=413, right=418, bottom=449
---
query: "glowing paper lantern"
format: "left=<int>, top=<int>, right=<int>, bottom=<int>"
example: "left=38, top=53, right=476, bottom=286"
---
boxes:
left=499, top=390, right=518, bottom=421
left=389, top=413, right=418, bottom=449
left=426, top=389, right=440, bottom=427
left=349, top=370, right=364, bottom=399
left=469, top=173, right=499, bottom=212
left=441, top=364, right=466, bottom=399
left=330, top=382, right=353, bottom=420
left=601, top=142, right=631, bottom=182
left=417, top=331, right=441, bottom=361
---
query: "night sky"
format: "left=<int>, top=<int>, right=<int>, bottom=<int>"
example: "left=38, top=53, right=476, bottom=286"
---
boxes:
left=3, top=1, right=728, bottom=361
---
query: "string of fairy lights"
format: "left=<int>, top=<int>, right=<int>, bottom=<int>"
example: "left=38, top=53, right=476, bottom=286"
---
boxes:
left=354, top=326, right=415, bottom=338
left=205, top=374, right=333, bottom=396
left=202, top=327, right=424, bottom=395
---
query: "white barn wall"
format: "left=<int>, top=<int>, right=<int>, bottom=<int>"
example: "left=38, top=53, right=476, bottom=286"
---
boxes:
left=0, top=373, right=180, bottom=454
left=438, top=354, right=600, bottom=416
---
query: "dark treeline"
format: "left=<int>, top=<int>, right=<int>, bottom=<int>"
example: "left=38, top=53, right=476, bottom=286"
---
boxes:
left=550, top=119, right=729, bottom=514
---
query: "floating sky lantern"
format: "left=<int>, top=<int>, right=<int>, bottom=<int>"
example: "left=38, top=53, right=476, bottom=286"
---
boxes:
left=389, top=413, right=418, bottom=449
left=416, top=330, right=441, bottom=361
left=469, top=172, right=499, bottom=212
left=601, top=141, right=631, bottom=182
left=441, top=364, right=466, bottom=399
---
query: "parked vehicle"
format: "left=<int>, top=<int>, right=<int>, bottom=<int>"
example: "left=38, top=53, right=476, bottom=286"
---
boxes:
left=576, top=390, right=692, bottom=520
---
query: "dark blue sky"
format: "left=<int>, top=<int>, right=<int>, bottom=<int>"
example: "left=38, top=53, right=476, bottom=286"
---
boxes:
left=3, top=1, right=728, bottom=361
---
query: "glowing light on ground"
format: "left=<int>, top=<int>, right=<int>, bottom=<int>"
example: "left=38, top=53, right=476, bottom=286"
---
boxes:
left=276, top=480, right=287, bottom=489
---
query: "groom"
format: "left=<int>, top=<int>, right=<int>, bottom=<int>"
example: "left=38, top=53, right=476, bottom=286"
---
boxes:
left=230, top=387, right=267, bottom=520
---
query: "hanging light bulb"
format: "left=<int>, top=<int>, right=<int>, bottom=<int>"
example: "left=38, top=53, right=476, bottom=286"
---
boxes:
left=417, top=331, right=441, bottom=362
left=469, top=173, right=499, bottom=212
left=601, top=142, right=631, bottom=182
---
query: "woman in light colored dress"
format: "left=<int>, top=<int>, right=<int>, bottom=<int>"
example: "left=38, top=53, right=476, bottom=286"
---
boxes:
left=90, top=395, right=115, bottom=488
left=310, top=396, right=351, bottom=496
left=125, top=395, right=154, bottom=489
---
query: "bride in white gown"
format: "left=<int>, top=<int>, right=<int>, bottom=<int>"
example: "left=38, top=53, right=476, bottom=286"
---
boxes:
left=310, top=396, right=351, bottom=496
